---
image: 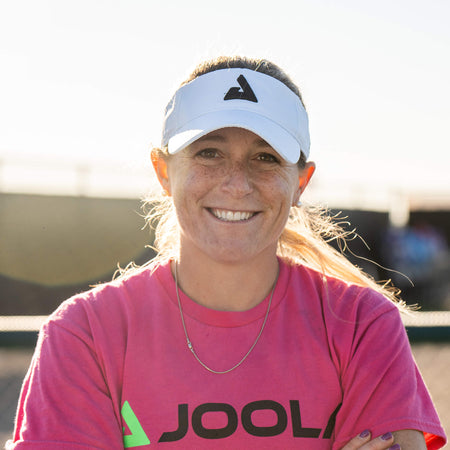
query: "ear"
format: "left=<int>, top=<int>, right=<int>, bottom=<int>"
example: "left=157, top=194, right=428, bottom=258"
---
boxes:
left=294, top=161, right=315, bottom=205
left=151, top=149, right=171, bottom=195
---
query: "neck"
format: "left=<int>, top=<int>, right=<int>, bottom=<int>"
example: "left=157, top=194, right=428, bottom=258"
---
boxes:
left=173, top=253, right=279, bottom=312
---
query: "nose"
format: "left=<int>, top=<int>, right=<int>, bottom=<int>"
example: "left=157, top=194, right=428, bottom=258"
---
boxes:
left=221, top=161, right=253, bottom=197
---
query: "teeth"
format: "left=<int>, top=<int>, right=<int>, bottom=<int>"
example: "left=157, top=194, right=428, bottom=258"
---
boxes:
left=211, top=209, right=254, bottom=222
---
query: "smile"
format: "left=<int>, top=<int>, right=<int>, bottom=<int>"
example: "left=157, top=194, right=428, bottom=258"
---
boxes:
left=209, top=208, right=256, bottom=222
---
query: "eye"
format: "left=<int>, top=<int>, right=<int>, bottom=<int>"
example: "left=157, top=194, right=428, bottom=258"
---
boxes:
left=256, top=152, right=280, bottom=163
left=195, top=148, right=219, bottom=159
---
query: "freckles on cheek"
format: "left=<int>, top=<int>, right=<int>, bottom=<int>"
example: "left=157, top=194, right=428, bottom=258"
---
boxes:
left=259, top=172, right=295, bottom=196
left=191, top=166, right=223, bottom=185
left=177, top=167, right=218, bottom=200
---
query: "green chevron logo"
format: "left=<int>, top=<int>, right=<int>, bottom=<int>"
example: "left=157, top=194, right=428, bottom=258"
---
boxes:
left=121, top=401, right=151, bottom=448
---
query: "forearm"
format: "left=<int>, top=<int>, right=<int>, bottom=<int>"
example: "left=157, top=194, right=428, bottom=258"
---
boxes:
left=393, top=429, right=426, bottom=449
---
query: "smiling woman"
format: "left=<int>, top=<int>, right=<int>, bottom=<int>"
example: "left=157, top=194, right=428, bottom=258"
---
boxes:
left=156, top=128, right=311, bottom=267
left=152, top=127, right=314, bottom=311
left=6, top=56, right=446, bottom=450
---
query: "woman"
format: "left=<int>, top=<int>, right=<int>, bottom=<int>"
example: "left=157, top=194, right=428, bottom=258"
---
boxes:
left=7, top=56, right=446, bottom=449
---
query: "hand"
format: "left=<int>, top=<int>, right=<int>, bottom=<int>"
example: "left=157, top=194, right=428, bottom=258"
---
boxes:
left=340, top=430, right=400, bottom=450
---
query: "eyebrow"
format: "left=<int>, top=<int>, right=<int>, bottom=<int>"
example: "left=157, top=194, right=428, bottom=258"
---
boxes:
left=254, top=138, right=272, bottom=148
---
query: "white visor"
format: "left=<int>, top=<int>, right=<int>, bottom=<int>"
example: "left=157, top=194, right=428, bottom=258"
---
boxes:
left=161, top=68, right=310, bottom=163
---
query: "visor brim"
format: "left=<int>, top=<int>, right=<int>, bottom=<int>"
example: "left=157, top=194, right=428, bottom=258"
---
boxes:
left=167, top=110, right=305, bottom=164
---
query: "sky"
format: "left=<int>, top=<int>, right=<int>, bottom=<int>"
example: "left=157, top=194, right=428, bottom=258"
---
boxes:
left=0, top=0, right=449, bottom=208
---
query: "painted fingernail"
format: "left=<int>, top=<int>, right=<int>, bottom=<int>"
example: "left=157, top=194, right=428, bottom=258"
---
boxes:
left=359, top=430, right=370, bottom=438
left=388, top=445, right=401, bottom=450
left=381, top=432, right=393, bottom=440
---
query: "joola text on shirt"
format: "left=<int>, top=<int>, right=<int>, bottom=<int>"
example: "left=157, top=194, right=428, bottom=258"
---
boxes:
left=122, top=399, right=342, bottom=445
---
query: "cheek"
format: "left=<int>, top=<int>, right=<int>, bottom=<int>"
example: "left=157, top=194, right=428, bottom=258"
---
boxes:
left=257, top=171, right=298, bottom=205
left=171, top=166, right=216, bottom=201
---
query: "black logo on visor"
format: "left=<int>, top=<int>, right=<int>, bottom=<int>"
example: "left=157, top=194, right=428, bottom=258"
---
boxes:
left=224, top=75, right=258, bottom=103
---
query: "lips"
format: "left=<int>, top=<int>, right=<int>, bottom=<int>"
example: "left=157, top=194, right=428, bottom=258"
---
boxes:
left=209, top=208, right=257, bottom=222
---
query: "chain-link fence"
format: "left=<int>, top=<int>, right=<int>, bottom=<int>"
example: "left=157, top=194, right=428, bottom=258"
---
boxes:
left=0, top=347, right=34, bottom=446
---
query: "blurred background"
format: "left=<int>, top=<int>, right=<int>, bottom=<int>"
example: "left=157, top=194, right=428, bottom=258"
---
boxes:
left=1, top=0, right=449, bottom=446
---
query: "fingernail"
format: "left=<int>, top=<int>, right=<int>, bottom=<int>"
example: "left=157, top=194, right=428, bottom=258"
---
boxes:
left=381, top=432, right=393, bottom=440
left=388, top=445, right=401, bottom=450
left=359, top=430, right=370, bottom=438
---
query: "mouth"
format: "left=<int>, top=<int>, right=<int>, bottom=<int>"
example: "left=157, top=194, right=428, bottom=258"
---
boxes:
left=208, top=208, right=258, bottom=222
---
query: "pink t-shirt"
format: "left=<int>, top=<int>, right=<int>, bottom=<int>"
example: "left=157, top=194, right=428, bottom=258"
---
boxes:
left=7, top=260, right=446, bottom=449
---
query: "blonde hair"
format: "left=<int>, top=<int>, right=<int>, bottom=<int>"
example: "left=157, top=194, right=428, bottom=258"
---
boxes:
left=136, top=56, right=405, bottom=310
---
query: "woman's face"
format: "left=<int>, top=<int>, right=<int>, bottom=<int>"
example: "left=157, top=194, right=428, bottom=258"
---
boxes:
left=154, top=127, right=315, bottom=264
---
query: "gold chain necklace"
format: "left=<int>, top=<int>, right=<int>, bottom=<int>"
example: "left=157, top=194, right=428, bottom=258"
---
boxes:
left=174, top=264, right=278, bottom=374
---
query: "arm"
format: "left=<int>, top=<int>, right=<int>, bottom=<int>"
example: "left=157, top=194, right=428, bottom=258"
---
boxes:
left=341, top=429, right=426, bottom=450
left=6, top=315, right=124, bottom=449
left=393, top=430, right=426, bottom=449
left=330, top=292, right=446, bottom=449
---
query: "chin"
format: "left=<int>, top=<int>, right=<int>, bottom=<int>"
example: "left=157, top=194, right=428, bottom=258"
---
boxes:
left=203, top=242, right=275, bottom=265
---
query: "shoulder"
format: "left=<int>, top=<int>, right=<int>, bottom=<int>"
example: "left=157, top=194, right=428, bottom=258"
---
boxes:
left=44, top=261, right=171, bottom=337
left=281, top=260, right=405, bottom=355
left=289, top=262, right=408, bottom=367
left=283, top=260, right=399, bottom=320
